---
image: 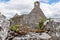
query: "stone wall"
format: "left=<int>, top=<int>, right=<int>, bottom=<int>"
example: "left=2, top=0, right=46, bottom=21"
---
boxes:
left=10, top=1, right=46, bottom=28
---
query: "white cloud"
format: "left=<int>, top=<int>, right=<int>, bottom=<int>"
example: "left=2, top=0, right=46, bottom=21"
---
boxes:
left=40, top=1, right=60, bottom=18
left=51, top=1, right=60, bottom=18
left=0, top=0, right=60, bottom=19
left=0, top=0, right=39, bottom=19
left=40, top=3, right=53, bottom=18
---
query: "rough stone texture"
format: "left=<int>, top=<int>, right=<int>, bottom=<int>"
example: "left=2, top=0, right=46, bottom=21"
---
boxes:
left=0, top=13, right=10, bottom=40
left=12, top=33, right=51, bottom=40
left=9, top=1, right=60, bottom=40
left=44, top=20, right=60, bottom=40
left=9, top=19, right=60, bottom=40
left=10, top=1, right=46, bottom=28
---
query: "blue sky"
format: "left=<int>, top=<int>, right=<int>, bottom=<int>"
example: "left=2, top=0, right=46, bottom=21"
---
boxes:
left=0, top=0, right=60, bottom=4
left=49, top=0, right=60, bottom=4
left=0, top=0, right=10, bottom=2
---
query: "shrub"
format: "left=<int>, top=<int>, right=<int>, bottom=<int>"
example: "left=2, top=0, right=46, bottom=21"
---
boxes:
left=39, top=18, right=46, bottom=29
left=10, top=25, right=19, bottom=32
left=35, top=18, right=47, bottom=30
left=10, top=24, right=29, bottom=35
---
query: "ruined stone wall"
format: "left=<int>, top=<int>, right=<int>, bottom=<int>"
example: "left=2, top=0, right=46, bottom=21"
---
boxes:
left=10, top=1, right=46, bottom=28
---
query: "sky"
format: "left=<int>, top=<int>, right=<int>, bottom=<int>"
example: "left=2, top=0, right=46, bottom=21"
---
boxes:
left=0, top=0, right=60, bottom=19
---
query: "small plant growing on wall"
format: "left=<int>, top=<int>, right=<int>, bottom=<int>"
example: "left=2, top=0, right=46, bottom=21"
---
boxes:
left=10, top=24, right=29, bottom=35
left=10, top=25, right=20, bottom=32
left=35, top=18, right=47, bottom=30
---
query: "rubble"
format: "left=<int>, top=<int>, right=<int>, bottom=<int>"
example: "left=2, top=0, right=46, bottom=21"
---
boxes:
left=0, top=13, right=10, bottom=40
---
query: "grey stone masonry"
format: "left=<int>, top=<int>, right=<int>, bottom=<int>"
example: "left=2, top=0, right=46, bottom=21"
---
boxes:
left=10, top=1, right=46, bottom=28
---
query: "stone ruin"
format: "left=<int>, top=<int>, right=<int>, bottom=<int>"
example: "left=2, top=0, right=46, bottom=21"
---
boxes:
left=9, top=1, right=60, bottom=40
left=0, top=1, right=60, bottom=40
left=10, top=1, right=46, bottom=29
left=12, top=20, right=60, bottom=40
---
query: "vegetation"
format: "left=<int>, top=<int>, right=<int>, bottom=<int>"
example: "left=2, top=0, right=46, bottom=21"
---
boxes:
left=10, top=24, right=29, bottom=35
left=10, top=18, right=51, bottom=33
left=35, top=18, right=47, bottom=30
left=10, top=25, right=20, bottom=32
left=34, top=18, right=47, bottom=33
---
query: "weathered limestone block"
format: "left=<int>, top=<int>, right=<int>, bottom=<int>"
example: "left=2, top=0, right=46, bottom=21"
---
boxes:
left=13, top=33, right=51, bottom=40
left=0, top=13, right=10, bottom=40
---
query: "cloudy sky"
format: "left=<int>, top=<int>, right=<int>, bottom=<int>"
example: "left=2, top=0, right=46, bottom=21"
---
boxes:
left=0, top=0, right=60, bottom=19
